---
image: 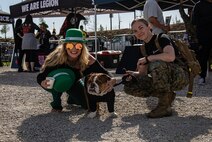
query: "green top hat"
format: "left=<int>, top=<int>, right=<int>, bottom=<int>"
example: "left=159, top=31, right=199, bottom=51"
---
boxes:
left=63, top=28, right=86, bottom=43
left=47, top=68, right=76, bottom=93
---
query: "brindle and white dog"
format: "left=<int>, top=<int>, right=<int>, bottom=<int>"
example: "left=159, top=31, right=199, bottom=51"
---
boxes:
left=86, top=73, right=117, bottom=118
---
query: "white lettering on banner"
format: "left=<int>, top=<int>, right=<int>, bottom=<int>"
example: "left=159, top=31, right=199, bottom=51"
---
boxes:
left=30, top=2, right=39, bottom=11
left=40, top=0, right=59, bottom=8
left=21, top=4, right=29, bottom=12
left=0, top=16, right=10, bottom=22
left=21, top=0, right=59, bottom=13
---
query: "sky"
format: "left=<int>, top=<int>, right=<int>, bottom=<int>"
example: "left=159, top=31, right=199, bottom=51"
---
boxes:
left=0, top=0, right=183, bottom=38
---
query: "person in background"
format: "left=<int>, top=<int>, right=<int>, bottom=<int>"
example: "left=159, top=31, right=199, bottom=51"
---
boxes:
left=49, top=29, right=59, bottom=50
left=59, top=13, right=86, bottom=38
left=123, top=18, right=189, bottom=118
left=192, top=0, right=212, bottom=85
left=19, top=14, right=40, bottom=72
left=80, top=25, right=89, bottom=39
left=179, top=0, right=199, bottom=52
left=37, top=22, right=51, bottom=54
left=50, top=29, right=58, bottom=40
left=14, top=18, right=24, bottom=72
left=37, top=28, right=116, bottom=113
left=143, top=0, right=170, bottom=34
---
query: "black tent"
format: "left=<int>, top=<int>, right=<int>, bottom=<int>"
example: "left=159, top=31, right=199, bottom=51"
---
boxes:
left=9, top=0, right=94, bottom=18
left=9, top=0, right=200, bottom=19
left=9, top=0, right=129, bottom=18
left=95, top=0, right=199, bottom=11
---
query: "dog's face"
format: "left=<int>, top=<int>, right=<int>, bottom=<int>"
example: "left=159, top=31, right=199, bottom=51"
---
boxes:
left=86, top=73, right=111, bottom=96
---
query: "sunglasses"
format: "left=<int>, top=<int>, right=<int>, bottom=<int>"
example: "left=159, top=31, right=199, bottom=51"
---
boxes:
left=66, top=43, right=83, bottom=50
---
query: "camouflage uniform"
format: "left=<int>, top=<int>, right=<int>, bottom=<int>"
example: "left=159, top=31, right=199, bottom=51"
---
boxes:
left=124, top=61, right=189, bottom=97
left=124, top=61, right=189, bottom=118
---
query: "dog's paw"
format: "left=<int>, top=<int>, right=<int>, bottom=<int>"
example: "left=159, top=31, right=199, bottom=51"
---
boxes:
left=87, top=111, right=97, bottom=118
left=109, top=112, right=118, bottom=118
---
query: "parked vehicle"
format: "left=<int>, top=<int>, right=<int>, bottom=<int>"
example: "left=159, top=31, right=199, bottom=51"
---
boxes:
left=0, top=42, right=14, bottom=64
left=85, top=36, right=109, bottom=52
left=109, top=34, right=143, bottom=52
left=85, top=36, right=123, bottom=68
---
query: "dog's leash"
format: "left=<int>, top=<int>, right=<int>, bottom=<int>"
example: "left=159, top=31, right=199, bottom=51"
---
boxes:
left=113, top=79, right=125, bottom=87
left=113, top=68, right=137, bottom=87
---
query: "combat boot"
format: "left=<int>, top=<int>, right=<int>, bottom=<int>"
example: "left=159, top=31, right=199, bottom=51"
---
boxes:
left=147, top=93, right=172, bottom=118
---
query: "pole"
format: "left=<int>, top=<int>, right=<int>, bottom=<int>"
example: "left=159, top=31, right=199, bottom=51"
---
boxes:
left=109, top=13, right=113, bottom=31
left=118, top=13, right=121, bottom=30
left=94, top=5, right=97, bottom=59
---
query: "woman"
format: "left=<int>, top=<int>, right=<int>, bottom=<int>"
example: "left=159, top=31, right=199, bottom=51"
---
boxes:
left=124, top=18, right=189, bottom=118
left=20, top=14, right=40, bottom=72
left=14, top=19, right=24, bottom=72
left=37, top=22, right=52, bottom=54
left=37, top=28, right=116, bottom=113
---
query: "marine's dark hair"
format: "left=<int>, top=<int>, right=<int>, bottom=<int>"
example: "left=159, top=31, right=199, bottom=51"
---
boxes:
left=131, top=18, right=149, bottom=27
left=24, top=14, right=33, bottom=24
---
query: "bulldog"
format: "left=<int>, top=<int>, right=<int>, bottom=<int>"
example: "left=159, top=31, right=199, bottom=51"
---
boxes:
left=86, top=73, right=117, bottom=118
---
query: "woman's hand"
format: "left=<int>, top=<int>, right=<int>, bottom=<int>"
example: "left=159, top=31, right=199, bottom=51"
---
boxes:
left=41, top=80, right=50, bottom=89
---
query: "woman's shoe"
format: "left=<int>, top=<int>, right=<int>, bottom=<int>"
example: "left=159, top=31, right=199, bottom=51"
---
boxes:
left=18, top=68, right=23, bottom=72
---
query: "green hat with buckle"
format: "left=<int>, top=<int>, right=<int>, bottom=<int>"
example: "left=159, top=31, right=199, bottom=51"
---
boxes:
left=63, top=28, right=86, bottom=43
left=47, top=68, right=76, bottom=93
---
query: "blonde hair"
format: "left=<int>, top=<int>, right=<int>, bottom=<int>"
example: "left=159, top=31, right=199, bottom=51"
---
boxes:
left=41, top=43, right=90, bottom=72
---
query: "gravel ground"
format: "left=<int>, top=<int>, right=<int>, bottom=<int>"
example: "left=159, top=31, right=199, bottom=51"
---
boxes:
left=0, top=66, right=211, bottom=142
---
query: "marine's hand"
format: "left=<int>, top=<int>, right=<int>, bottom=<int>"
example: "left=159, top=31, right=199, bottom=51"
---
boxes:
left=124, top=71, right=140, bottom=81
left=137, top=57, right=147, bottom=66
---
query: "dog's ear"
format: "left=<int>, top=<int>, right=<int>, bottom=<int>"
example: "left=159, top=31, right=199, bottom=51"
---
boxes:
left=86, top=73, right=92, bottom=80
left=85, top=73, right=95, bottom=85
left=100, top=73, right=111, bottom=81
left=94, top=74, right=110, bottom=87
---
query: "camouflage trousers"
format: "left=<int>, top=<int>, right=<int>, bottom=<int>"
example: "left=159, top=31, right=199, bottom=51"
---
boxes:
left=124, top=61, right=189, bottom=97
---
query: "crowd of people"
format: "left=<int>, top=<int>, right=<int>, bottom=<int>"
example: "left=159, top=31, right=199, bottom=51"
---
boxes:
left=14, top=14, right=54, bottom=72
left=11, top=0, right=211, bottom=119
left=14, top=14, right=89, bottom=73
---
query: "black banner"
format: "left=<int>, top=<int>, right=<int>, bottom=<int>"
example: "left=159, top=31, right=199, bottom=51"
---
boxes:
left=10, top=0, right=93, bottom=18
left=0, top=14, right=13, bottom=24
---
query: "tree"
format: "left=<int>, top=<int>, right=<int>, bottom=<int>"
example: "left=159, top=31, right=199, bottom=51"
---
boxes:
left=0, top=25, right=10, bottom=39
